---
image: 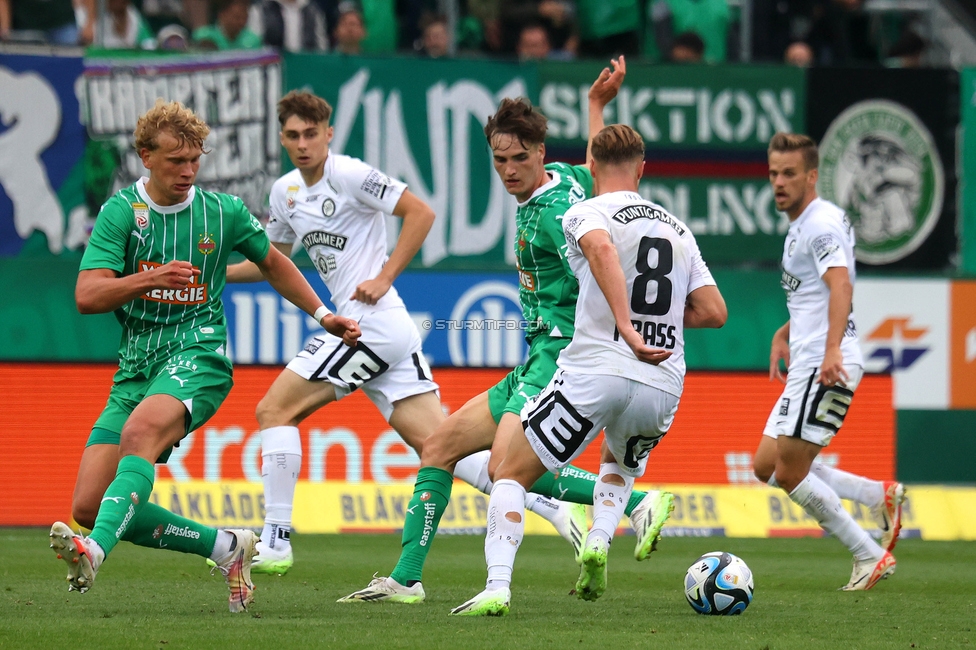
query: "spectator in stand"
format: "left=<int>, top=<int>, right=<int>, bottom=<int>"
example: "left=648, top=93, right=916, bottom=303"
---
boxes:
left=785, top=40, right=815, bottom=67
left=465, top=0, right=502, bottom=52
left=885, top=30, right=925, bottom=68
left=576, top=0, right=639, bottom=57
left=648, top=0, right=729, bottom=63
left=670, top=30, right=704, bottom=62
left=193, top=0, right=262, bottom=48
left=358, top=0, right=397, bottom=53
left=0, top=0, right=94, bottom=44
left=516, top=22, right=550, bottom=60
left=499, top=0, right=576, bottom=55
left=332, top=1, right=365, bottom=54
left=249, top=0, right=329, bottom=51
left=99, top=0, right=155, bottom=48
left=157, top=23, right=190, bottom=49
left=418, top=13, right=449, bottom=57
left=805, top=0, right=878, bottom=65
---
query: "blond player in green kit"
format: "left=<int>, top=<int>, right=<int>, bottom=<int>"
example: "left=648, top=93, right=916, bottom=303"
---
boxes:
left=48, top=100, right=360, bottom=613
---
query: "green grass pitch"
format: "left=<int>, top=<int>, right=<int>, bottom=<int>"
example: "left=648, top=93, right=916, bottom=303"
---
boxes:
left=2, top=529, right=974, bottom=649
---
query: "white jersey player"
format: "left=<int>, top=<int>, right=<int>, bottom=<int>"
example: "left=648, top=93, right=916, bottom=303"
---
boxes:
left=450, top=124, right=727, bottom=616
left=753, top=133, right=904, bottom=592
left=227, top=91, right=577, bottom=577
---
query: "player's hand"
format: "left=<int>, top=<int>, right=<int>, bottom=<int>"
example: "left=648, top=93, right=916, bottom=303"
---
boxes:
left=152, top=261, right=199, bottom=289
left=588, top=56, right=626, bottom=108
left=620, top=326, right=672, bottom=365
left=350, top=277, right=392, bottom=305
left=769, top=332, right=790, bottom=383
left=817, top=347, right=848, bottom=386
left=322, top=314, right=361, bottom=347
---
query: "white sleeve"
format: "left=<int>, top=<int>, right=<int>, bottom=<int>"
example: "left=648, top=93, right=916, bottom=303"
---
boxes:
left=562, top=203, right=608, bottom=252
left=339, top=158, right=407, bottom=214
left=686, top=233, right=716, bottom=294
left=265, top=182, right=297, bottom=245
left=808, top=219, right=849, bottom=277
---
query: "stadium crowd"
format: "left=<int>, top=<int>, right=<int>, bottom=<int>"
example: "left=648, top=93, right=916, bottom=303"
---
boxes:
left=0, top=0, right=930, bottom=67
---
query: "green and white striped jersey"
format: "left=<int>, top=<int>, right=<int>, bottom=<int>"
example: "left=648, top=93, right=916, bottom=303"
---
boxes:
left=81, top=178, right=270, bottom=379
left=514, top=162, right=593, bottom=340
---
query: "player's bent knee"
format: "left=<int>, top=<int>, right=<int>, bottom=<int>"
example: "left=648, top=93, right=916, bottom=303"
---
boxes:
left=418, top=433, right=455, bottom=470
left=255, top=396, right=290, bottom=429
left=754, top=464, right=773, bottom=483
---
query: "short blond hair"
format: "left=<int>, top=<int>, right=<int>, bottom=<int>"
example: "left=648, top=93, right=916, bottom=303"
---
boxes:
left=134, top=100, right=210, bottom=153
left=768, top=132, right=818, bottom=170
left=591, top=124, right=645, bottom=166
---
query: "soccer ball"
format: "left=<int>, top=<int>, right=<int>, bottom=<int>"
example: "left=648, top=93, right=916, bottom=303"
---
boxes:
left=684, top=551, right=754, bottom=615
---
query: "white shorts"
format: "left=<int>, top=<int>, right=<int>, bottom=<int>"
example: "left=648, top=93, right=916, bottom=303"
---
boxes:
left=286, top=307, right=438, bottom=421
left=520, top=369, right=680, bottom=478
left=762, top=364, right=863, bottom=447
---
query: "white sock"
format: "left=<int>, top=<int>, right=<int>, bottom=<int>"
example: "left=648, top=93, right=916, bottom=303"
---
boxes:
left=87, top=539, right=106, bottom=568
left=524, top=494, right=561, bottom=524
left=484, top=479, right=525, bottom=590
left=810, top=461, right=884, bottom=507
left=260, top=425, right=302, bottom=550
left=209, top=530, right=235, bottom=562
left=590, top=463, right=634, bottom=546
left=788, top=473, right=883, bottom=562
left=454, top=450, right=492, bottom=493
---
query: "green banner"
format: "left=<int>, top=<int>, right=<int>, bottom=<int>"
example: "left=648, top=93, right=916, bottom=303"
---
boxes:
left=284, top=53, right=535, bottom=272
left=639, top=177, right=787, bottom=264
left=538, top=62, right=805, bottom=151
left=960, top=68, right=976, bottom=276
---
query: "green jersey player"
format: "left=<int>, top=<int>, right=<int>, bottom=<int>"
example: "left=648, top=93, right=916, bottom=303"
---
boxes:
left=341, top=57, right=675, bottom=606
left=49, top=100, right=360, bottom=613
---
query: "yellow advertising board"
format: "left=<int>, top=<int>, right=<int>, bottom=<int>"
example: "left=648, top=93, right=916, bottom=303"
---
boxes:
left=151, top=480, right=976, bottom=541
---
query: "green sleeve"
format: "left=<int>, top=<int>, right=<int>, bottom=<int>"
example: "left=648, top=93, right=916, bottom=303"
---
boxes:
left=568, top=165, right=594, bottom=198
left=230, top=197, right=271, bottom=263
left=240, top=29, right=264, bottom=49
left=80, top=197, right=133, bottom=273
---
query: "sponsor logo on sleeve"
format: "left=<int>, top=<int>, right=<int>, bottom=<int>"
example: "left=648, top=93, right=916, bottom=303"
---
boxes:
left=360, top=170, right=393, bottom=199
left=811, top=234, right=839, bottom=261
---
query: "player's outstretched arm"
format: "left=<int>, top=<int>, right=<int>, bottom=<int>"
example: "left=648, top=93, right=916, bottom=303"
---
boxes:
left=351, top=189, right=435, bottom=305
left=684, top=285, right=727, bottom=329
left=586, top=56, right=626, bottom=166
left=76, top=263, right=199, bottom=314
left=227, top=242, right=293, bottom=283
left=818, top=266, right=852, bottom=386
left=256, top=246, right=361, bottom=345
left=579, top=228, right=671, bottom=366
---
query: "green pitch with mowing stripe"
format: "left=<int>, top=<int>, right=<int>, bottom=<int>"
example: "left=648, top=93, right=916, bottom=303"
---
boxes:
left=2, top=530, right=973, bottom=648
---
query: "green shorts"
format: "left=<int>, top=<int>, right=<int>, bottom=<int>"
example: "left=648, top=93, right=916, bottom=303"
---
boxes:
left=487, top=335, right=571, bottom=423
left=86, top=343, right=233, bottom=461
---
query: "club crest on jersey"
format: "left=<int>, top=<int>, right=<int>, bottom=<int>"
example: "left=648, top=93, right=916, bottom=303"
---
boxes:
left=788, top=239, right=796, bottom=256
left=132, top=203, right=150, bottom=229
left=517, top=231, right=527, bottom=250
left=321, top=198, right=336, bottom=217
left=285, top=185, right=300, bottom=209
left=197, top=233, right=216, bottom=255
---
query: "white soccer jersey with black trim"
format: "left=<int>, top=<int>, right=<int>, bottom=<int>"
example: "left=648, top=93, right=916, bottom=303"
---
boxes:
left=265, top=154, right=407, bottom=318
left=780, top=197, right=863, bottom=370
left=559, top=191, right=715, bottom=397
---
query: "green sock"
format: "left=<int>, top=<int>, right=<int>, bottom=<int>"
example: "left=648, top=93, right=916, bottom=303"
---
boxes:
left=530, top=465, right=647, bottom=517
left=88, top=455, right=155, bottom=557
left=120, top=502, right=217, bottom=557
left=389, top=467, right=455, bottom=586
